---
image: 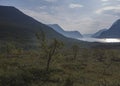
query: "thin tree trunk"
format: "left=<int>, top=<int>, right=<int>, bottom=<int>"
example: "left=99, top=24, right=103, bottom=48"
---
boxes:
left=46, top=42, right=57, bottom=71
left=46, top=55, right=52, bottom=72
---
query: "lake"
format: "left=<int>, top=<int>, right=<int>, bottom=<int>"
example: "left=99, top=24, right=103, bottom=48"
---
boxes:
left=78, top=37, right=120, bottom=43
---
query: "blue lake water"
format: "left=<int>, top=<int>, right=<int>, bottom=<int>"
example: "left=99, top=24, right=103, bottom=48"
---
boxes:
left=78, top=37, right=120, bottom=43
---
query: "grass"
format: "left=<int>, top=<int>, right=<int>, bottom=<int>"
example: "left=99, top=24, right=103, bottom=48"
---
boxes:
left=0, top=44, right=120, bottom=86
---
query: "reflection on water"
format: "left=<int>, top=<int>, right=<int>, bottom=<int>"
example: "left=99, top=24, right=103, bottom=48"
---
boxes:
left=78, top=37, right=120, bottom=43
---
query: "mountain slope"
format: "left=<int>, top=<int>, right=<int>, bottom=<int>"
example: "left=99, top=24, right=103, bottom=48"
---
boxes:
left=0, top=6, right=63, bottom=41
left=98, top=19, right=120, bottom=38
left=48, top=24, right=83, bottom=39
left=92, top=29, right=107, bottom=38
left=83, top=34, right=92, bottom=37
left=0, top=5, right=88, bottom=48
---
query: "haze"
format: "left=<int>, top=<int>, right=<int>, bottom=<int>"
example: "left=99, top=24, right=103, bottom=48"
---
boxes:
left=0, top=0, right=120, bottom=34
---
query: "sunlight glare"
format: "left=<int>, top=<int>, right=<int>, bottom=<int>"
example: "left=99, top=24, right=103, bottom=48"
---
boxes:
left=104, top=38, right=120, bottom=43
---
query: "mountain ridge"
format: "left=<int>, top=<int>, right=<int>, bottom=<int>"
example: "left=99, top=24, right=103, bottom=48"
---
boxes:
left=0, top=5, right=87, bottom=47
left=92, top=29, right=107, bottom=38
left=98, top=19, right=120, bottom=38
left=48, top=24, right=83, bottom=39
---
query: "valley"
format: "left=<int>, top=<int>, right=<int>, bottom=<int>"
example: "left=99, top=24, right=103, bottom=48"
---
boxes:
left=0, top=5, right=120, bottom=86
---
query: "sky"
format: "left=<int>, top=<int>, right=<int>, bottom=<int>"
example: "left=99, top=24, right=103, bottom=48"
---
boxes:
left=0, top=0, right=120, bottom=34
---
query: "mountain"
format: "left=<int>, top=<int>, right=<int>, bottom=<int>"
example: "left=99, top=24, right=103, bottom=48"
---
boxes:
left=92, top=29, right=107, bottom=38
left=0, top=5, right=62, bottom=42
left=83, top=34, right=92, bottom=37
left=48, top=24, right=83, bottom=39
left=0, top=5, right=87, bottom=48
left=98, top=19, right=120, bottom=38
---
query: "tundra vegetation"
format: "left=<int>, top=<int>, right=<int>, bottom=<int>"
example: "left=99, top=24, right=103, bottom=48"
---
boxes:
left=0, top=34, right=120, bottom=86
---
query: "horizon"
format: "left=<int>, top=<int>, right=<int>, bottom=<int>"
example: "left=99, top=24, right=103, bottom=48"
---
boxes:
left=0, top=0, right=120, bottom=34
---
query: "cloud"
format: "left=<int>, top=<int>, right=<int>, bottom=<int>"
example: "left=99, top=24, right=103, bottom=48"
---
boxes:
left=95, top=6, right=120, bottom=16
left=101, top=0, right=109, bottom=2
left=69, top=3, right=83, bottom=8
left=37, top=6, right=47, bottom=10
left=45, top=0, right=57, bottom=2
left=102, top=2, right=111, bottom=6
left=1, top=0, right=120, bottom=34
left=101, top=0, right=120, bottom=2
left=22, top=9, right=57, bottom=23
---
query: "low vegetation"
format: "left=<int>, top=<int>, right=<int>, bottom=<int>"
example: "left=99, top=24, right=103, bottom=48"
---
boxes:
left=0, top=36, right=120, bottom=86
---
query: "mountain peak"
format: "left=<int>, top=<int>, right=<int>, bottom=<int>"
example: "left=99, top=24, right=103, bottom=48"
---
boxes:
left=0, top=5, right=17, bottom=10
left=48, top=24, right=65, bottom=32
left=48, top=24, right=62, bottom=29
left=98, top=19, right=120, bottom=38
left=48, top=24, right=83, bottom=38
left=112, top=19, right=120, bottom=26
left=0, top=5, right=14, bottom=8
left=0, top=5, right=42, bottom=26
left=0, top=5, right=23, bottom=17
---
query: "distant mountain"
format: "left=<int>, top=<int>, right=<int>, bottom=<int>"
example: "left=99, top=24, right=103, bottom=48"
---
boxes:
left=98, top=19, right=120, bottom=38
left=92, top=29, right=107, bottom=38
left=48, top=24, right=83, bottom=39
left=0, top=5, right=86, bottom=47
left=83, top=34, right=92, bottom=38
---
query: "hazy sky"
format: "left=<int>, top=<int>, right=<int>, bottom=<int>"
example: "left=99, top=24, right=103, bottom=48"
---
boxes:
left=0, top=0, right=120, bottom=34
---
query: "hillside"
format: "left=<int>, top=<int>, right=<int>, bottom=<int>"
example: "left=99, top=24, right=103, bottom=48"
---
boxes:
left=92, top=29, right=107, bottom=38
left=48, top=24, right=83, bottom=39
left=0, top=5, right=86, bottom=47
left=98, top=19, right=120, bottom=38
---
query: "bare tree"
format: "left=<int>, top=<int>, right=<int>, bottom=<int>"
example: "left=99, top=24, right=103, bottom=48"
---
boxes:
left=71, top=44, right=79, bottom=60
left=36, top=31, right=64, bottom=71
